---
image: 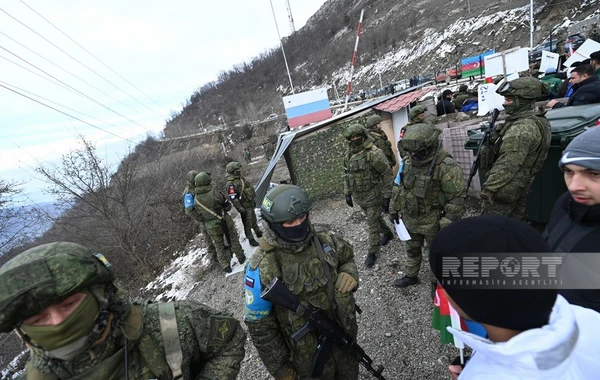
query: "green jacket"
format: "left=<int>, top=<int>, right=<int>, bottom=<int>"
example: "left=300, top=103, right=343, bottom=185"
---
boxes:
left=540, top=74, right=563, bottom=97
left=225, top=175, right=256, bottom=212
left=343, top=141, right=393, bottom=207
left=452, top=92, right=469, bottom=110
left=192, top=185, right=231, bottom=229
left=391, top=150, right=466, bottom=234
left=480, top=108, right=551, bottom=203
left=21, top=301, right=245, bottom=380
left=244, top=228, right=358, bottom=379
left=368, top=129, right=396, bottom=167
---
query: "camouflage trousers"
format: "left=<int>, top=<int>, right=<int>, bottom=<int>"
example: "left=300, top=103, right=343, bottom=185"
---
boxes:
left=404, top=233, right=436, bottom=279
left=207, top=214, right=245, bottom=269
left=201, top=223, right=216, bottom=257
left=480, top=193, right=527, bottom=221
left=291, top=319, right=359, bottom=380
left=241, top=206, right=262, bottom=240
left=359, top=204, right=393, bottom=256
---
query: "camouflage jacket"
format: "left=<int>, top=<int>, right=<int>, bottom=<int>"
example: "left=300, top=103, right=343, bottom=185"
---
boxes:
left=21, top=301, right=245, bottom=380
left=225, top=175, right=256, bottom=212
left=391, top=150, right=466, bottom=234
left=368, top=129, right=396, bottom=167
left=452, top=92, right=469, bottom=110
left=343, top=141, right=393, bottom=206
left=192, top=185, right=231, bottom=229
left=244, top=228, right=358, bottom=379
left=480, top=108, right=551, bottom=203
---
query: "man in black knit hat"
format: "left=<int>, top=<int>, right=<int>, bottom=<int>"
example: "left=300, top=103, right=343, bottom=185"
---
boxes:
left=429, top=215, right=600, bottom=379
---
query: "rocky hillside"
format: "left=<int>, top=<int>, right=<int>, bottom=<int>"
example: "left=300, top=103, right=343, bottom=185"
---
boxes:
left=164, top=0, right=599, bottom=137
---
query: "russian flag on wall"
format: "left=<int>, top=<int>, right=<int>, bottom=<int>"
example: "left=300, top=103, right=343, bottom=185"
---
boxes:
left=461, top=50, right=495, bottom=78
left=283, top=88, right=332, bottom=129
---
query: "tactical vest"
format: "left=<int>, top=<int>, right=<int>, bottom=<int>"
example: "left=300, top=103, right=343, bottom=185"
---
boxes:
left=345, top=149, right=377, bottom=193
left=399, top=151, right=450, bottom=217
left=250, top=233, right=357, bottom=356
left=226, top=176, right=255, bottom=208
left=194, top=189, right=223, bottom=227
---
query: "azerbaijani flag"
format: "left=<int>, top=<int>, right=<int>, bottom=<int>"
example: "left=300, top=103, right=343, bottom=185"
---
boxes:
left=461, top=50, right=495, bottom=78
left=432, top=283, right=487, bottom=346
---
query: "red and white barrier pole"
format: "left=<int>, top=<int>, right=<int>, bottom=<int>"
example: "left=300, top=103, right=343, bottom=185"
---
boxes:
left=343, top=9, right=364, bottom=112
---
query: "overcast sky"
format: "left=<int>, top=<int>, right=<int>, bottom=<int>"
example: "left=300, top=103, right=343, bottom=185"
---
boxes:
left=0, top=0, right=326, bottom=204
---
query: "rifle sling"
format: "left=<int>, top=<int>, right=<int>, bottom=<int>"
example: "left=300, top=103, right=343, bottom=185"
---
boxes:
left=313, top=235, right=338, bottom=315
left=194, top=197, right=222, bottom=220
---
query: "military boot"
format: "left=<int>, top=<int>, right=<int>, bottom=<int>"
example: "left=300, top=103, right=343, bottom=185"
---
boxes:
left=393, top=275, right=418, bottom=288
left=255, top=230, right=263, bottom=238
left=238, top=255, right=246, bottom=265
left=248, top=238, right=259, bottom=247
left=380, top=232, right=394, bottom=246
left=365, top=253, right=377, bottom=268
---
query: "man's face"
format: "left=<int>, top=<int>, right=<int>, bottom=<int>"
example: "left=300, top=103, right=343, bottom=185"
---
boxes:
left=503, top=97, right=514, bottom=106
left=564, top=164, right=600, bottom=205
left=23, top=292, right=87, bottom=326
left=416, top=113, right=425, bottom=122
left=282, top=213, right=307, bottom=227
left=569, top=72, right=588, bottom=85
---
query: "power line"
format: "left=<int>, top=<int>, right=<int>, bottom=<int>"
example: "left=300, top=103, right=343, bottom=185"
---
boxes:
left=19, top=0, right=165, bottom=116
left=0, top=29, right=156, bottom=120
left=0, top=83, right=132, bottom=143
left=0, top=80, right=126, bottom=130
left=0, top=44, right=154, bottom=133
left=0, top=6, right=163, bottom=119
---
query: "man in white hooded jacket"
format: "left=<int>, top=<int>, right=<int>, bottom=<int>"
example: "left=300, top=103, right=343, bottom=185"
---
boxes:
left=429, top=215, right=600, bottom=379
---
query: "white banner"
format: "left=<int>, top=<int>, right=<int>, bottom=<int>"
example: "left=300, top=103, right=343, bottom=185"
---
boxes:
left=484, top=47, right=530, bottom=78
left=540, top=51, right=560, bottom=73
left=477, top=83, right=505, bottom=116
left=563, top=39, right=600, bottom=68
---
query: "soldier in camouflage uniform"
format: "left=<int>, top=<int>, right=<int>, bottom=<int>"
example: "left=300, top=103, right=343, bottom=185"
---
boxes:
left=390, top=123, right=466, bottom=287
left=244, top=185, right=360, bottom=380
left=183, top=170, right=218, bottom=259
left=225, top=161, right=262, bottom=247
left=190, top=172, right=246, bottom=272
left=0, top=241, right=245, bottom=379
left=365, top=114, right=396, bottom=168
left=479, top=77, right=551, bottom=219
left=398, top=105, right=429, bottom=160
left=243, top=148, right=251, bottom=163
left=343, top=123, right=394, bottom=268
left=452, top=84, right=470, bottom=111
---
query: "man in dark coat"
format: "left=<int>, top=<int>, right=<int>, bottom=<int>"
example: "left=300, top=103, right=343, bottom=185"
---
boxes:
left=544, top=126, right=600, bottom=312
left=547, top=65, right=600, bottom=108
left=436, top=89, right=456, bottom=116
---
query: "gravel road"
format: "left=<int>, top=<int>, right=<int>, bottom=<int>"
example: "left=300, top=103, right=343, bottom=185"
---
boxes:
left=184, top=197, right=460, bottom=380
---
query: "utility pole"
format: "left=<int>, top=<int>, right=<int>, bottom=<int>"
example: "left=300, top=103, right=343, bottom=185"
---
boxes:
left=530, top=0, right=534, bottom=50
left=270, top=0, right=295, bottom=94
left=343, top=9, right=365, bottom=112
left=285, top=0, right=296, bottom=34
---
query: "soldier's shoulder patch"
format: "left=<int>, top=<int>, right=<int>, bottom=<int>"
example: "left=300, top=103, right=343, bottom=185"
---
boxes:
left=322, top=243, right=335, bottom=258
left=228, top=184, right=237, bottom=199
left=208, top=315, right=236, bottom=346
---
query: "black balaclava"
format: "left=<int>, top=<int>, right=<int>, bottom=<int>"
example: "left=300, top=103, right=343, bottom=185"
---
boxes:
left=272, top=213, right=310, bottom=243
left=429, top=215, right=557, bottom=331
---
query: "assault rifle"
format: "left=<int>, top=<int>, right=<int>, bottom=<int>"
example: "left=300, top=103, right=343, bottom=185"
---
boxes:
left=261, top=277, right=387, bottom=379
left=466, top=108, right=500, bottom=190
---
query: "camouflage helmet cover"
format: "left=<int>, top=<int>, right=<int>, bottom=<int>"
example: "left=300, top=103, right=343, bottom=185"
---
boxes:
left=0, top=242, right=114, bottom=332
left=186, top=170, right=199, bottom=187
left=194, top=172, right=211, bottom=187
left=261, top=184, right=312, bottom=224
left=343, top=123, right=368, bottom=140
left=400, top=123, right=440, bottom=153
left=496, top=77, right=542, bottom=100
left=365, top=115, right=382, bottom=129
left=226, top=161, right=242, bottom=174
left=409, top=105, right=428, bottom=120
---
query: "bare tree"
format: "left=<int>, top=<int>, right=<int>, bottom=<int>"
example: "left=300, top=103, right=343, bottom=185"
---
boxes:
left=0, top=180, right=40, bottom=254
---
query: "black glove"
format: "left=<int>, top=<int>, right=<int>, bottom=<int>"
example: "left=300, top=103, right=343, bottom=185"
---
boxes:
left=389, top=212, right=399, bottom=224
left=240, top=210, right=248, bottom=220
left=381, top=198, right=390, bottom=214
left=345, top=195, right=353, bottom=207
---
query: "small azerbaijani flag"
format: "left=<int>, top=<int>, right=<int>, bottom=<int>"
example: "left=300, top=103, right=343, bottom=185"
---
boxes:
left=432, top=283, right=464, bottom=346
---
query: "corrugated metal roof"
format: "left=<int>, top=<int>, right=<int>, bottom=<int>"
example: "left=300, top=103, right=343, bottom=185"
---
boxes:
left=374, top=86, right=436, bottom=113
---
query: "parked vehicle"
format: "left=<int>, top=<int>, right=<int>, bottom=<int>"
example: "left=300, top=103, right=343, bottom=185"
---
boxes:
left=529, top=33, right=586, bottom=61
left=267, top=113, right=278, bottom=120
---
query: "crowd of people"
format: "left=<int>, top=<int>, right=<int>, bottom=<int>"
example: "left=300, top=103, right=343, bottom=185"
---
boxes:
left=3, top=56, right=600, bottom=380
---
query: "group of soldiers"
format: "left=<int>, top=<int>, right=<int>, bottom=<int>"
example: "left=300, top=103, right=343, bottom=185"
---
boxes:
left=0, top=76, right=553, bottom=379
left=182, top=161, right=263, bottom=272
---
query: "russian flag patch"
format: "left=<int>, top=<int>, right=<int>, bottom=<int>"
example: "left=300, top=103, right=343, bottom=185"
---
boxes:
left=245, top=276, right=255, bottom=288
